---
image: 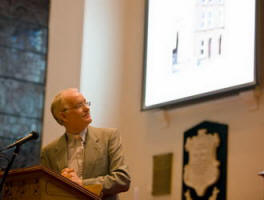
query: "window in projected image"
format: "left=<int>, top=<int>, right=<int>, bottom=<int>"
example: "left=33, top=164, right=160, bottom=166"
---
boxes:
left=142, top=0, right=257, bottom=110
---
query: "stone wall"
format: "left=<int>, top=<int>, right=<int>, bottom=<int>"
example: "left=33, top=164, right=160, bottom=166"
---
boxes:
left=0, top=0, right=49, bottom=169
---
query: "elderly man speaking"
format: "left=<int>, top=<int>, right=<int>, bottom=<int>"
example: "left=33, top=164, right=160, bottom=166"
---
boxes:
left=41, top=88, right=130, bottom=200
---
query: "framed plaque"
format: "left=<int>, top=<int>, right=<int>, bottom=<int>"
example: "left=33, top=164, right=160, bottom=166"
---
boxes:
left=152, top=153, right=173, bottom=195
left=182, top=121, right=228, bottom=200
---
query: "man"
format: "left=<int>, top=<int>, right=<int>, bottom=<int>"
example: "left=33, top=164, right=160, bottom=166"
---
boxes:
left=41, top=88, right=130, bottom=200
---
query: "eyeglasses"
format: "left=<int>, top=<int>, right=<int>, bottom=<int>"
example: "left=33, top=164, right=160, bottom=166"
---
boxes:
left=62, top=101, right=91, bottom=112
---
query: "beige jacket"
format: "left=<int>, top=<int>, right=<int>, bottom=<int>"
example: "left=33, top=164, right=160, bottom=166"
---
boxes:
left=41, top=126, right=130, bottom=200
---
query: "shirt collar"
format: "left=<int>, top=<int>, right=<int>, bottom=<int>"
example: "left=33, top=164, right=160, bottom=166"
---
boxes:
left=66, top=128, right=87, bottom=143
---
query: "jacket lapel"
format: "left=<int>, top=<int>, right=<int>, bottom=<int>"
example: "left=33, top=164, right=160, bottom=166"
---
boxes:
left=54, top=134, right=68, bottom=172
left=83, top=126, right=101, bottom=178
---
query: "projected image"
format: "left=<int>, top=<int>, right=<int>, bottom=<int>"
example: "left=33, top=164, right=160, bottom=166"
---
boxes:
left=142, top=0, right=256, bottom=110
left=172, top=1, right=224, bottom=72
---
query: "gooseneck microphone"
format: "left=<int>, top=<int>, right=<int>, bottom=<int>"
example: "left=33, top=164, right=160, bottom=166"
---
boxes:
left=0, top=131, right=39, bottom=194
left=1, top=131, right=39, bottom=151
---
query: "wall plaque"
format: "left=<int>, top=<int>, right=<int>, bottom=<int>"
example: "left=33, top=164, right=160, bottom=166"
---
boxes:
left=152, top=153, right=173, bottom=196
left=182, top=121, right=228, bottom=200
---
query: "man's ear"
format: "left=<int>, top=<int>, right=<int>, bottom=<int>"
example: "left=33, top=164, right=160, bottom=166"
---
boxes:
left=59, top=112, right=67, bottom=123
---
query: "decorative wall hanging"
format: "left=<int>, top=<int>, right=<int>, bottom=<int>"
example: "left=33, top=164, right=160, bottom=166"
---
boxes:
left=182, top=121, right=228, bottom=200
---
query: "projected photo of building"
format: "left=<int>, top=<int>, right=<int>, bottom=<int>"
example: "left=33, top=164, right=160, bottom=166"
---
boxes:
left=172, top=0, right=225, bottom=72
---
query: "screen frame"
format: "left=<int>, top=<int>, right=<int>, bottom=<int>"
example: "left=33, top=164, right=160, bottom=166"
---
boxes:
left=141, top=0, right=260, bottom=111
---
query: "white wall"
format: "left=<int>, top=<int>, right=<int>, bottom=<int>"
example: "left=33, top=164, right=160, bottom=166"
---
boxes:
left=43, top=0, right=264, bottom=199
left=42, top=0, right=85, bottom=146
left=80, top=0, right=125, bottom=128
left=120, top=1, right=264, bottom=199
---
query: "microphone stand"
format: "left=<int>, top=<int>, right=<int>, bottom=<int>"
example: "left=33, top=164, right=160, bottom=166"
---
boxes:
left=0, top=144, right=21, bottom=196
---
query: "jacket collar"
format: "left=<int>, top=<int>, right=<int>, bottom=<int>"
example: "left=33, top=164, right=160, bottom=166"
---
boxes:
left=54, top=126, right=101, bottom=175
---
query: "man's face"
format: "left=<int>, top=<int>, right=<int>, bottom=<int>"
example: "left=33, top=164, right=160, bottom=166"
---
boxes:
left=60, top=90, right=92, bottom=133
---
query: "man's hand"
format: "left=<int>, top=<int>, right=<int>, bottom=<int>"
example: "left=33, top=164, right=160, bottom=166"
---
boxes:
left=61, top=168, right=82, bottom=185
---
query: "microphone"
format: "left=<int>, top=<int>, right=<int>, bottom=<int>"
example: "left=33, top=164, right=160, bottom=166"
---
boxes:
left=2, top=131, right=39, bottom=151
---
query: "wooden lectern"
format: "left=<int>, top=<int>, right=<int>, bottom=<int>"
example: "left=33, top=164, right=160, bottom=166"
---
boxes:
left=0, top=165, right=102, bottom=200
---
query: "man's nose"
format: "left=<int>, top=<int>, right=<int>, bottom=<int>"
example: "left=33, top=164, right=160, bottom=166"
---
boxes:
left=83, top=104, right=90, bottom=111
